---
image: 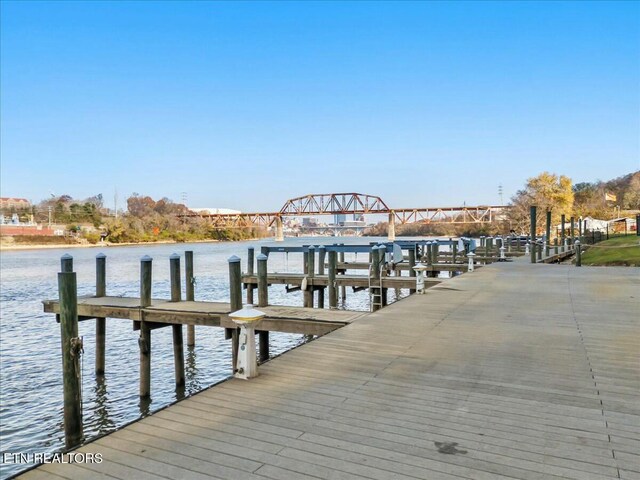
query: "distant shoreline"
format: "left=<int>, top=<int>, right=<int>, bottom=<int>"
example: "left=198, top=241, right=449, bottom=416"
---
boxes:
left=0, top=238, right=272, bottom=252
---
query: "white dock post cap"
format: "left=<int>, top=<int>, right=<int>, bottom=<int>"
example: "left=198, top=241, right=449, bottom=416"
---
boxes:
left=228, top=255, right=241, bottom=263
left=96, top=253, right=106, bottom=259
left=170, top=253, right=180, bottom=260
left=257, top=254, right=268, bottom=261
left=141, top=255, right=153, bottom=262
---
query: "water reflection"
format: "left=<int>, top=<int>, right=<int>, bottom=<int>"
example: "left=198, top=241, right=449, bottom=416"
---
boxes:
left=92, top=376, right=115, bottom=434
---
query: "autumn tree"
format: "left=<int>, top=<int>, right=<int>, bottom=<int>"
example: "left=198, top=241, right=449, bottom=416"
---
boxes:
left=508, top=172, right=574, bottom=235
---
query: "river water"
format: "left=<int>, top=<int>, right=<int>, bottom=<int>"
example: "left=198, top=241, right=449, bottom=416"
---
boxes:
left=0, top=235, right=412, bottom=479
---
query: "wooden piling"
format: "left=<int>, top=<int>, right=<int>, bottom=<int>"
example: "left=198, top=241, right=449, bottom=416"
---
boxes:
left=339, top=246, right=346, bottom=300
left=408, top=248, right=416, bottom=294
left=304, top=247, right=315, bottom=308
left=58, top=257, right=83, bottom=448
left=257, top=254, right=268, bottom=307
left=317, top=246, right=326, bottom=309
left=530, top=206, right=537, bottom=263
left=328, top=250, right=337, bottom=308
left=228, top=256, right=242, bottom=373
left=570, top=217, right=575, bottom=245
left=545, top=210, right=552, bottom=256
left=169, top=254, right=185, bottom=387
left=95, top=253, right=106, bottom=375
left=370, top=247, right=381, bottom=312
left=379, top=247, right=388, bottom=307
left=246, top=247, right=255, bottom=305
left=185, top=251, right=195, bottom=346
left=139, top=256, right=152, bottom=398
left=259, top=331, right=269, bottom=363
left=561, top=214, right=566, bottom=246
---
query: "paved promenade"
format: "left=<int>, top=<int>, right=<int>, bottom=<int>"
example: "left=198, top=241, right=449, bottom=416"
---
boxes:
left=20, top=259, right=639, bottom=480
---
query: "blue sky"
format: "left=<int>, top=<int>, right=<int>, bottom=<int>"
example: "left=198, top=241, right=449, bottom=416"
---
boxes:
left=1, top=1, right=638, bottom=212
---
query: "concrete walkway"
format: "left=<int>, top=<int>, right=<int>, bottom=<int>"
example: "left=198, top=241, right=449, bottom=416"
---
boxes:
left=20, top=259, right=639, bottom=480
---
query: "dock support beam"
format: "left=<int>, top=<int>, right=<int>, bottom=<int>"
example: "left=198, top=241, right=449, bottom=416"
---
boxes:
left=339, top=246, right=346, bottom=301
left=95, top=253, right=106, bottom=375
left=561, top=214, right=566, bottom=248
left=185, top=250, right=195, bottom=346
left=139, top=256, right=152, bottom=398
left=170, top=254, right=185, bottom=387
left=228, top=256, right=243, bottom=373
left=530, top=206, right=537, bottom=263
left=58, top=254, right=83, bottom=449
left=408, top=248, right=416, bottom=294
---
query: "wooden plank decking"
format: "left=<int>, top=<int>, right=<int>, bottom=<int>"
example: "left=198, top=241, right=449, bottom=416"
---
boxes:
left=22, top=259, right=639, bottom=479
left=43, top=297, right=366, bottom=335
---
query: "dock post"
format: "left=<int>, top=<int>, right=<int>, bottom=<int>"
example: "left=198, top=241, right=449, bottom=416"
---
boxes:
left=304, top=246, right=315, bottom=308
left=545, top=210, right=552, bottom=256
left=246, top=247, right=255, bottom=305
left=370, top=246, right=381, bottom=311
left=530, top=206, right=537, bottom=263
left=257, top=254, right=268, bottom=307
left=467, top=252, right=476, bottom=272
left=139, top=256, right=152, bottom=398
left=570, top=217, right=575, bottom=246
left=561, top=214, right=566, bottom=247
left=408, top=248, right=416, bottom=294
left=328, top=250, right=337, bottom=308
left=484, top=237, right=490, bottom=262
left=388, top=211, right=396, bottom=242
left=228, top=256, right=242, bottom=373
left=451, top=241, right=457, bottom=264
left=317, top=246, right=326, bottom=309
left=575, top=241, right=582, bottom=267
left=259, top=329, right=269, bottom=363
left=58, top=255, right=83, bottom=448
left=554, top=238, right=558, bottom=255
left=170, top=254, right=185, bottom=387
left=185, top=250, right=195, bottom=346
left=379, top=247, right=388, bottom=307
left=338, top=245, right=346, bottom=300
left=95, top=253, right=106, bottom=376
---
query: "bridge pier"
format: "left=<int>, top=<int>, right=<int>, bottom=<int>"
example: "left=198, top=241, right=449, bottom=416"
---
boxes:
left=388, top=211, right=396, bottom=242
left=275, top=216, right=284, bottom=242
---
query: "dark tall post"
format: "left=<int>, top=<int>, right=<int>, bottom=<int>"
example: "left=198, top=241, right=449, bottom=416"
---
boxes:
left=304, top=247, right=315, bottom=308
left=169, top=254, right=185, bottom=387
left=378, top=247, right=388, bottom=307
left=257, top=254, right=268, bottom=307
left=228, top=256, right=242, bottom=373
left=246, top=247, right=255, bottom=304
left=58, top=255, right=83, bottom=448
left=95, top=253, right=106, bottom=375
left=408, top=248, right=416, bottom=294
left=253, top=250, right=268, bottom=361
left=637, top=215, right=640, bottom=236
left=317, top=246, right=326, bottom=309
left=529, top=206, right=537, bottom=263
left=370, top=247, right=381, bottom=312
left=545, top=210, right=551, bottom=256
left=570, top=217, right=575, bottom=245
left=338, top=245, right=346, bottom=300
left=139, top=256, right=152, bottom=398
left=328, top=250, right=337, bottom=308
left=561, top=214, right=566, bottom=246
left=185, top=251, right=195, bottom=346
left=575, top=241, right=582, bottom=267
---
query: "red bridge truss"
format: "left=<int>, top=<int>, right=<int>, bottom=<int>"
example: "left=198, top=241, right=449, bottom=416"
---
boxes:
left=186, top=193, right=509, bottom=228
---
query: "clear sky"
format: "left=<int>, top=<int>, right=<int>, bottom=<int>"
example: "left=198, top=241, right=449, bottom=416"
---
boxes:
left=1, top=1, right=638, bottom=212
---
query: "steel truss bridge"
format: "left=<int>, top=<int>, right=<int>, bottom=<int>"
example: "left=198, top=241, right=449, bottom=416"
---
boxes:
left=186, top=193, right=509, bottom=229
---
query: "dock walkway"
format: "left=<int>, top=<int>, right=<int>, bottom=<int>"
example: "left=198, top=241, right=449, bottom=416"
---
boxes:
left=21, top=259, right=639, bottom=480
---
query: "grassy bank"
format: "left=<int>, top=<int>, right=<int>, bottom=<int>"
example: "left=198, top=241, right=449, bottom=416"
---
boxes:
left=581, top=235, right=640, bottom=266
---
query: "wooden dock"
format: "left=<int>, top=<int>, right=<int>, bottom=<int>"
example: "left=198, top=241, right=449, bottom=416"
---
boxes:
left=43, top=296, right=366, bottom=335
left=21, top=257, right=639, bottom=480
left=242, top=273, right=440, bottom=290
